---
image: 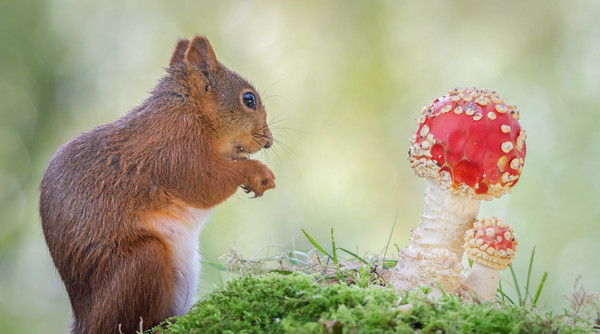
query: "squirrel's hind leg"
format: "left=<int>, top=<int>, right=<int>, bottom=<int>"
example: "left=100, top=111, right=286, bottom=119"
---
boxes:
left=72, top=237, right=176, bottom=334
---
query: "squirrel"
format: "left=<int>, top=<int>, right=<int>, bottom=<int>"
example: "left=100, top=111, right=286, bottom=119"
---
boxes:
left=39, top=35, right=276, bottom=334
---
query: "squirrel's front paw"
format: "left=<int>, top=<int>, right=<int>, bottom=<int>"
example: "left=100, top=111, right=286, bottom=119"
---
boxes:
left=241, top=161, right=276, bottom=198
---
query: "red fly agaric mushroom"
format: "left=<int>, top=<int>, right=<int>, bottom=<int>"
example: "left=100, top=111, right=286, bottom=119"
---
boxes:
left=463, top=217, right=518, bottom=300
left=407, top=87, right=526, bottom=260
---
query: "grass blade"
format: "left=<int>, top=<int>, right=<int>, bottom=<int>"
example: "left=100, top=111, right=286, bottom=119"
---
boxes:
left=270, top=269, right=294, bottom=275
left=384, top=214, right=397, bottom=258
left=331, top=228, right=339, bottom=266
left=286, top=251, right=310, bottom=266
left=383, top=259, right=398, bottom=267
left=201, top=260, right=228, bottom=272
left=532, top=272, right=548, bottom=307
left=509, top=265, right=523, bottom=306
left=503, top=294, right=516, bottom=305
left=525, top=246, right=536, bottom=303
left=302, top=229, right=329, bottom=256
left=435, top=282, right=448, bottom=298
left=498, top=281, right=516, bottom=305
left=497, top=281, right=507, bottom=303
left=338, top=247, right=369, bottom=265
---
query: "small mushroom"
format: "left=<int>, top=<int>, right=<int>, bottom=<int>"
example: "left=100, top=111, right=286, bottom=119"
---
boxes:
left=407, top=87, right=526, bottom=259
left=462, top=217, right=518, bottom=301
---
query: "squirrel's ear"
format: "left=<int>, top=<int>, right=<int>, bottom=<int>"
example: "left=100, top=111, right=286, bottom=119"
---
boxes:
left=169, top=39, right=190, bottom=67
left=185, top=36, right=218, bottom=74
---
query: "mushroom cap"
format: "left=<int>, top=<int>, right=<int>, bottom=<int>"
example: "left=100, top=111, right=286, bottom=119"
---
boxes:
left=408, top=87, right=527, bottom=199
left=464, top=217, right=518, bottom=270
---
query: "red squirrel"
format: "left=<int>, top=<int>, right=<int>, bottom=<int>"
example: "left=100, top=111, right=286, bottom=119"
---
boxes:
left=39, top=36, right=275, bottom=333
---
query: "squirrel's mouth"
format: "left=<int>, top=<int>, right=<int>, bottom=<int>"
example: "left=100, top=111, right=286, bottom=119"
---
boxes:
left=229, top=146, right=255, bottom=161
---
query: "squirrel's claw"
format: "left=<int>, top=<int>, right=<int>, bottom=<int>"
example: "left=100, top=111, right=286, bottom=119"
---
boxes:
left=241, top=186, right=263, bottom=198
left=240, top=163, right=275, bottom=199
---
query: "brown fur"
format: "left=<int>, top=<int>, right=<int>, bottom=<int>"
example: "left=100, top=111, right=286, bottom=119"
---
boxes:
left=39, top=36, right=275, bottom=334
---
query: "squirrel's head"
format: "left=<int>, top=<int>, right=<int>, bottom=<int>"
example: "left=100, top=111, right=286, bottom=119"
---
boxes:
left=168, top=36, right=273, bottom=161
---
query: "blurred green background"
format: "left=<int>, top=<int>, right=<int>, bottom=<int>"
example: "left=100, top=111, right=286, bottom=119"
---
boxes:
left=2, top=0, right=599, bottom=332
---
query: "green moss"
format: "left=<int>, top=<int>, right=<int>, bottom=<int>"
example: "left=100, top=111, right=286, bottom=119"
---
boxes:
left=152, top=274, right=595, bottom=334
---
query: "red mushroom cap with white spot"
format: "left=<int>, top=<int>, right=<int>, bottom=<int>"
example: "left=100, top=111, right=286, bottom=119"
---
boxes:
left=408, top=87, right=527, bottom=199
left=464, top=217, right=518, bottom=270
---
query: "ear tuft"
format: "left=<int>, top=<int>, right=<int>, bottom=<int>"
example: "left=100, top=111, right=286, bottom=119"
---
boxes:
left=185, top=35, right=218, bottom=74
left=169, top=39, right=190, bottom=67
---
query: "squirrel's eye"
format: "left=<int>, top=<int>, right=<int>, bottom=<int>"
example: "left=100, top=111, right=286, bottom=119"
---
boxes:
left=242, top=92, right=257, bottom=111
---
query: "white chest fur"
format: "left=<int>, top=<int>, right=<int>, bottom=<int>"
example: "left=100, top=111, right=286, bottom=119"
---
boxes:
left=151, top=207, right=212, bottom=316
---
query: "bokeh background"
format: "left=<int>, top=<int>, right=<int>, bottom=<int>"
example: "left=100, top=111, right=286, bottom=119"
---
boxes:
left=2, top=0, right=600, bottom=332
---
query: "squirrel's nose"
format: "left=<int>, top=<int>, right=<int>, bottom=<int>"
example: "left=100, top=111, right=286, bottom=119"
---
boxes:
left=264, top=137, right=273, bottom=149
left=263, top=129, right=274, bottom=149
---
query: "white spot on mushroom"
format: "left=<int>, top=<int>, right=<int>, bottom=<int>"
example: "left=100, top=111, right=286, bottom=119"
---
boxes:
left=510, top=158, right=521, bottom=170
left=486, top=228, right=496, bottom=238
left=487, top=111, right=497, bottom=120
left=501, top=142, right=514, bottom=153
left=473, top=113, right=483, bottom=121
left=409, top=134, right=417, bottom=145
left=454, top=106, right=463, bottom=114
left=421, top=140, right=430, bottom=150
left=420, top=124, right=430, bottom=137
left=451, top=95, right=460, bottom=102
left=491, top=95, right=503, bottom=104
left=516, top=130, right=527, bottom=151
left=497, top=156, right=508, bottom=171
left=501, top=124, right=511, bottom=133
left=475, top=96, right=490, bottom=105
left=501, top=172, right=518, bottom=183
left=422, top=103, right=434, bottom=113
left=441, top=105, right=452, bottom=113
left=495, top=104, right=507, bottom=113
left=465, top=105, right=475, bottom=115
left=509, top=105, right=520, bottom=120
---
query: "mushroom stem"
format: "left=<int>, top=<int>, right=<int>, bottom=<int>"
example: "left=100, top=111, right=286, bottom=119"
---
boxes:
left=410, top=179, right=480, bottom=259
left=462, top=262, right=500, bottom=301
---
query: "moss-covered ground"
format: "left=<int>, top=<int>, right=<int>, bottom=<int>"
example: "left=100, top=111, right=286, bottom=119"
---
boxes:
left=151, top=273, right=597, bottom=333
